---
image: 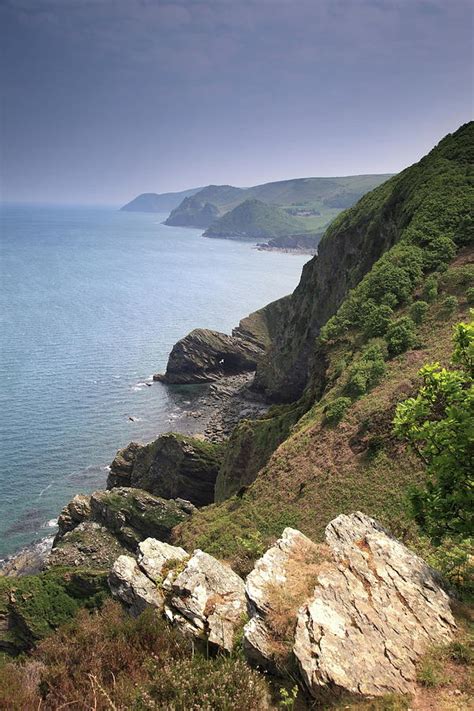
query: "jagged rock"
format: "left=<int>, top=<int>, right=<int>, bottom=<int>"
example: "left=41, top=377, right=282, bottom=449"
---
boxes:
left=244, top=528, right=328, bottom=670
left=107, top=434, right=222, bottom=507
left=137, top=538, right=189, bottom=583
left=107, top=442, right=141, bottom=488
left=55, top=494, right=92, bottom=540
left=165, top=549, right=246, bottom=652
left=109, top=555, right=164, bottom=616
left=47, top=521, right=129, bottom=569
left=50, top=488, right=194, bottom=570
left=154, top=328, right=263, bottom=385
left=294, top=512, right=456, bottom=697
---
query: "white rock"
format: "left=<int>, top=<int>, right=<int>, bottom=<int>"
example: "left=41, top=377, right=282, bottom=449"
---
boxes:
left=137, top=538, right=189, bottom=582
left=168, top=549, right=246, bottom=652
left=108, top=554, right=164, bottom=616
left=294, top=512, right=456, bottom=697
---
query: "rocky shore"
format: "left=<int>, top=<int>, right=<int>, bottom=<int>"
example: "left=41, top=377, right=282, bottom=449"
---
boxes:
left=0, top=370, right=268, bottom=578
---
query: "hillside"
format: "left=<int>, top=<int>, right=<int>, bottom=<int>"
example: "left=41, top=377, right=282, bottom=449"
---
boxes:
left=203, top=198, right=311, bottom=240
left=173, top=122, right=473, bottom=567
left=162, top=173, right=393, bottom=234
left=120, top=187, right=203, bottom=213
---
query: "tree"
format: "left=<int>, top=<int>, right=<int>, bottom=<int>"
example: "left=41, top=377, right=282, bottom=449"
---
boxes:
left=393, top=316, right=474, bottom=542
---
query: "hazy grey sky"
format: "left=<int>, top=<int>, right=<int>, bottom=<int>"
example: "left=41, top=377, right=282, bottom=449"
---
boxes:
left=1, top=0, right=472, bottom=205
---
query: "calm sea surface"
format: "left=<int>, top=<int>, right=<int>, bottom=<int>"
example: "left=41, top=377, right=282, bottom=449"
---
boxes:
left=0, top=205, right=309, bottom=559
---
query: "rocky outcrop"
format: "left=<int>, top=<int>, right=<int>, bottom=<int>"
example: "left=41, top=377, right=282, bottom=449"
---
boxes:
left=257, top=232, right=322, bottom=254
left=50, top=488, right=195, bottom=569
left=164, top=549, right=246, bottom=652
left=107, top=513, right=456, bottom=696
left=109, top=555, right=164, bottom=616
left=107, top=434, right=223, bottom=507
left=154, top=328, right=264, bottom=385
left=109, top=541, right=245, bottom=653
left=137, top=538, right=188, bottom=583
left=294, top=512, right=456, bottom=697
left=244, top=528, right=329, bottom=671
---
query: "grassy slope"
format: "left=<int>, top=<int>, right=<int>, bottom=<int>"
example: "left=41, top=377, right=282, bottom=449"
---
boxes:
left=175, top=256, right=473, bottom=566
left=204, top=198, right=313, bottom=239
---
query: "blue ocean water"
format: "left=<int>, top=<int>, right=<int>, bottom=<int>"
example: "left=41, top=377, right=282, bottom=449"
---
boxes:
left=0, top=205, right=309, bottom=559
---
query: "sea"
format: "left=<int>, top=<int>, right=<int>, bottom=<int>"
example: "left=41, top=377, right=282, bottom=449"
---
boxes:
left=0, top=204, right=309, bottom=561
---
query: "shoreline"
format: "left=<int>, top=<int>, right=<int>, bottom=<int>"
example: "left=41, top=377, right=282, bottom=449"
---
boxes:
left=0, top=370, right=268, bottom=577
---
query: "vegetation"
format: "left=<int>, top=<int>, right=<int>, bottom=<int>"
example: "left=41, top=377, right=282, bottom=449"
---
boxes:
left=0, top=601, right=270, bottom=710
left=393, top=317, right=473, bottom=542
left=204, top=198, right=314, bottom=239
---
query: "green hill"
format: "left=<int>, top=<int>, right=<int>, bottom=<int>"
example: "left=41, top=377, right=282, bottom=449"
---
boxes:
left=162, top=174, right=393, bottom=233
left=202, top=198, right=311, bottom=240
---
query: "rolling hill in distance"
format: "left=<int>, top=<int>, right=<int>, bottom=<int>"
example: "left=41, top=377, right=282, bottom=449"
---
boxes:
left=121, top=174, right=394, bottom=248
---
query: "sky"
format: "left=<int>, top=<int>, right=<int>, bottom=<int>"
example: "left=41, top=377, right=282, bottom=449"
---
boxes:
left=0, top=0, right=472, bottom=205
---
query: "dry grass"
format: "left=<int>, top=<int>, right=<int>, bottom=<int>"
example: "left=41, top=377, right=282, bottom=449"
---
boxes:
left=263, top=539, right=331, bottom=661
left=0, top=600, right=271, bottom=711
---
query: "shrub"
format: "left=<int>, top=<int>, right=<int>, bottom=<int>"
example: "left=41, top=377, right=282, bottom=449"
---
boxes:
left=440, top=294, right=458, bottom=316
left=466, top=286, right=474, bottom=305
left=409, top=300, right=429, bottom=325
left=361, top=301, right=393, bottom=338
left=386, top=317, right=416, bottom=356
left=393, top=318, right=474, bottom=541
left=324, top=397, right=351, bottom=425
left=422, top=275, right=438, bottom=302
left=345, top=343, right=387, bottom=396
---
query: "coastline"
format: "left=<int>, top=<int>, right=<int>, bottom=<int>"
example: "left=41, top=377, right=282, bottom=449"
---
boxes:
left=0, top=370, right=268, bottom=577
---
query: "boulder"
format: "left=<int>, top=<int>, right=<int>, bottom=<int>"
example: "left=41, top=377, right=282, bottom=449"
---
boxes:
left=154, top=328, right=263, bottom=384
left=165, top=549, right=246, bottom=652
left=137, top=538, right=189, bottom=583
left=107, top=434, right=222, bottom=507
left=244, top=528, right=328, bottom=670
left=109, top=555, right=164, bottom=616
left=47, top=521, right=129, bottom=570
left=294, top=512, right=456, bottom=697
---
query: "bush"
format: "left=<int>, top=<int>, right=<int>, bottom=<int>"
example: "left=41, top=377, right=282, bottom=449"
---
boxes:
left=465, top=286, right=474, bottom=305
left=324, top=397, right=351, bottom=425
left=422, top=275, right=438, bottom=302
left=393, top=318, right=473, bottom=541
left=386, top=317, right=416, bottom=356
left=440, top=294, right=458, bottom=316
left=409, top=300, right=429, bottom=325
left=361, top=301, right=393, bottom=338
left=345, top=343, right=387, bottom=396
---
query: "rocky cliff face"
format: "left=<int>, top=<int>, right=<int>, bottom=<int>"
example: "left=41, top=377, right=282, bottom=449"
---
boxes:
left=154, top=328, right=265, bottom=384
left=108, top=433, right=223, bottom=507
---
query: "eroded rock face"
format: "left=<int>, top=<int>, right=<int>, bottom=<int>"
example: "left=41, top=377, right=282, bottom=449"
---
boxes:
left=49, top=488, right=194, bottom=570
left=109, top=555, right=164, bottom=616
left=107, top=434, right=222, bottom=507
left=137, top=538, right=189, bottom=583
left=154, top=328, right=263, bottom=385
left=294, top=512, right=456, bottom=697
left=244, top=528, right=327, bottom=670
left=165, top=549, right=246, bottom=652
left=56, top=494, right=92, bottom=540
